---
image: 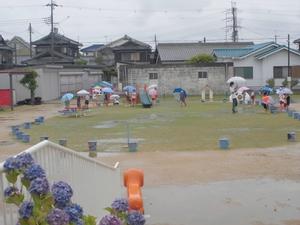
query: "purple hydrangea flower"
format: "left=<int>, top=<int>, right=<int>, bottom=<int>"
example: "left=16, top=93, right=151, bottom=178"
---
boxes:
left=18, top=201, right=33, bottom=219
left=46, top=208, right=70, bottom=225
left=15, top=153, right=34, bottom=169
left=24, top=164, right=46, bottom=181
left=127, top=211, right=146, bottom=225
left=51, top=181, right=73, bottom=208
left=29, top=177, right=49, bottom=195
left=3, top=157, right=21, bottom=171
left=111, top=198, right=128, bottom=212
left=99, top=215, right=122, bottom=225
left=4, top=186, right=19, bottom=197
left=64, top=203, right=83, bottom=222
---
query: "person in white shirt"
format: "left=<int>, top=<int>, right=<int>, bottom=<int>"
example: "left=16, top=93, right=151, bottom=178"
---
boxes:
left=229, top=82, right=238, bottom=113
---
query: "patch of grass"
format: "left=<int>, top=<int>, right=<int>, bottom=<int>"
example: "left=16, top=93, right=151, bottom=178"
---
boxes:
left=24, top=96, right=300, bottom=152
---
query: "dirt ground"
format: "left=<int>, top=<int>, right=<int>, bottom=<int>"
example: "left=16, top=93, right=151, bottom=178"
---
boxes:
left=1, top=102, right=300, bottom=225
left=1, top=102, right=300, bottom=186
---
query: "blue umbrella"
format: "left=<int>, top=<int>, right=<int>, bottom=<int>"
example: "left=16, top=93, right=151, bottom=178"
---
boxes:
left=260, top=86, right=273, bottom=94
left=61, top=93, right=74, bottom=102
left=123, top=85, right=136, bottom=93
left=173, top=87, right=185, bottom=93
left=102, top=87, right=113, bottom=94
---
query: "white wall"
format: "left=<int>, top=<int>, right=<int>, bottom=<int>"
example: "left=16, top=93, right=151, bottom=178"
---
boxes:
left=262, top=50, right=300, bottom=86
left=233, top=55, right=263, bottom=87
left=232, top=49, right=300, bottom=88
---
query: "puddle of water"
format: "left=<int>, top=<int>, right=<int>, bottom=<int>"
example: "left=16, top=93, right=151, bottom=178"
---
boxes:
left=93, top=121, right=119, bottom=129
left=144, top=179, right=300, bottom=225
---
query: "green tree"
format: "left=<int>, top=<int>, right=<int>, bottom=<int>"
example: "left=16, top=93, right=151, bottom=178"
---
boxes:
left=266, top=78, right=275, bottom=88
left=282, top=78, right=299, bottom=88
left=74, top=58, right=87, bottom=65
left=187, top=54, right=216, bottom=64
left=20, top=70, right=38, bottom=105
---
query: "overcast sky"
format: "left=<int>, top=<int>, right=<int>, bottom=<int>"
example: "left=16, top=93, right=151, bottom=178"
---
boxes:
left=1, top=0, right=300, bottom=48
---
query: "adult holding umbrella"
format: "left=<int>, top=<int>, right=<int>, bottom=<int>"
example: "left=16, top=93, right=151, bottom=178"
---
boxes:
left=61, top=93, right=74, bottom=109
left=102, top=87, right=113, bottom=106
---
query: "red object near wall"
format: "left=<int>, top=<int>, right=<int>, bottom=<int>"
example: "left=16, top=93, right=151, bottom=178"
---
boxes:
left=0, top=89, right=12, bottom=106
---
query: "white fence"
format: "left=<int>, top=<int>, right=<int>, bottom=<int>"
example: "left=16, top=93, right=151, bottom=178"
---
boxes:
left=0, top=141, right=121, bottom=225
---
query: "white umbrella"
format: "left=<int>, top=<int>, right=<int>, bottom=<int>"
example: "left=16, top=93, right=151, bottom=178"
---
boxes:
left=77, top=89, right=90, bottom=96
left=110, top=94, right=120, bottom=100
left=276, top=87, right=293, bottom=95
left=226, top=76, right=246, bottom=85
left=147, top=84, right=158, bottom=90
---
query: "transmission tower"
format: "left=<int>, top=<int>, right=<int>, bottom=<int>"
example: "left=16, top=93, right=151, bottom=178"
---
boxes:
left=224, top=1, right=240, bottom=42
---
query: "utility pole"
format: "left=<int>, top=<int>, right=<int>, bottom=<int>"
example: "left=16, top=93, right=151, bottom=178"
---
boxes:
left=274, top=34, right=277, bottom=44
left=14, top=43, right=17, bottom=65
left=288, top=34, right=291, bottom=89
left=28, top=23, right=33, bottom=58
left=46, top=0, right=58, bottom=63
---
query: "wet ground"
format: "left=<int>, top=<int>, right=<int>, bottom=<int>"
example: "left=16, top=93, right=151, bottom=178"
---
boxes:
left=144, top=179, right=300, bottom=225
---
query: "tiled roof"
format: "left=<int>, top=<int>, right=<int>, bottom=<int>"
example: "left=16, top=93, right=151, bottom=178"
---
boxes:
left=103, top=35, right=151, bottom=49
left=213, top=42, right=278, bottom=58
left=81, top=44, right=104, bottom=52
left=32, top=32, right=81, bottom=46
left=157, top=42, right=253, bottom=61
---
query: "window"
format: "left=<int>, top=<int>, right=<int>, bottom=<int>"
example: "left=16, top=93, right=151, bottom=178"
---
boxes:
left=121, top=52, right=140, bottom=61
left=198, top=71, right=208, bottom=79
left=274, top=66, right=288, bottom=79
left=234, top=67, right=253, bottom=79
left=149, top=73, right=158, bottom=80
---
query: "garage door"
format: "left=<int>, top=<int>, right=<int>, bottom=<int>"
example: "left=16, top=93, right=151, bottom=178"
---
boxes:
left=60, top=74, right=83, bottom=95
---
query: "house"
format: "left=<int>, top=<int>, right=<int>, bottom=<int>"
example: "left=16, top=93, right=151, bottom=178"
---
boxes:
left=155, top=42, right=253, bottom=64
left=0, top=35, right=13, bottom=69
left=96, top=35, right=152, bottom=66
left=8, top=36, right=33, bottom=65
left=23, top=28, right=82, bottom=65
left=213, top=42, right=300, bottom=89
left=80, top=44, right=104, bottom=65
left=294, top=38, right=300, bottom=51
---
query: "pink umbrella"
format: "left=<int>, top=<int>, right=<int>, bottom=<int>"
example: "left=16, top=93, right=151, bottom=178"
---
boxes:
left=237, top=86, right=250, bottom=93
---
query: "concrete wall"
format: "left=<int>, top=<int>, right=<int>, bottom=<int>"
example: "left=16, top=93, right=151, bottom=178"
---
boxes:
left=0, top=65, right=104, bottom=103
left=123, top=64, right=230, bottom=95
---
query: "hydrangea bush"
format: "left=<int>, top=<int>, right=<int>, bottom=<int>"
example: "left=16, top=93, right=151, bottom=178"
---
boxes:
left=3, top=152, right=146, bottom=225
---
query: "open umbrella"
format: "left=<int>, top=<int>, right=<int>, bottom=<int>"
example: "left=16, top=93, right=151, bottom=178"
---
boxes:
left=110, top=94, right=120, bottom=100
left=123, top=85, right=136, bottom=93
left=148, top=88, right=157, bottom=96
left=77, top=89, right=90, bottom=96
left=147, top=84, right=158, bottom=90
left=276, top=87, right=293, bottom=95
left=226, top=76, right=246, bottom=85
left=61, top=93, right=74, bottom=102
left=237, top=86, right=250, bottom=93
left=260, top=86, right=273, bottom=94
left=173, top=87, right=185, bottom=93
left=102, top=87, right=113, bottom=94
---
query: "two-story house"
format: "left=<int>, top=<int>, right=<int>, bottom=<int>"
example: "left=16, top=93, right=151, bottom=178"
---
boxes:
left=8, top=36, right=33, bottom=65
left=23, top=28, right=82, bottom=65
left=0, top=35, right=13, bottom=69
left=96, top=35, right=152, bottom=66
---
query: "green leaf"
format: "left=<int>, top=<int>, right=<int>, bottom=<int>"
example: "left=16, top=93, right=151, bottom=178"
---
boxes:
left=104, top=207, right=114, bottom=214
left=83, top=215, right=97, bottom=225
left=21, top=177, right=31, bottom=190
left=5, top=193, right=24, bottom=206
left=41, top=194, right=54, bottom=213
left=5, top=170, right=20, bottom=184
